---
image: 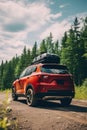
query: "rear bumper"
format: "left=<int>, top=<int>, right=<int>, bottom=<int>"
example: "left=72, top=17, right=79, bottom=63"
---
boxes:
left=35, top=90, right=75, bottom=99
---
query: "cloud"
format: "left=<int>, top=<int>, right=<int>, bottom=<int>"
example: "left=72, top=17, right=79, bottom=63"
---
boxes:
left=40, top=11, right=87, bottom=42
left=0, top=0, right=62, bottom=63
left=47, top=0, right=54, bottom=5
left=40, top=20, right=71, bottom=42
left=50, top=13, right=62, bottom=20
left=0, top=0, right=62, bottom=32
left=3, top=22, right=27, bottom=32
left=0, top=0, right=86, bottom=64
left=59, top=3, right=70, bottom=8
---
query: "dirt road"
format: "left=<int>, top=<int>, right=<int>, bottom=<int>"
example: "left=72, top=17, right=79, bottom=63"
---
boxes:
left=0, top=92, right=87, bottom=130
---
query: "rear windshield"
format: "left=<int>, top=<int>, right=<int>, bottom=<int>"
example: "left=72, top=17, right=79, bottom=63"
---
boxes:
left=41, top=65, right=69, bottom=74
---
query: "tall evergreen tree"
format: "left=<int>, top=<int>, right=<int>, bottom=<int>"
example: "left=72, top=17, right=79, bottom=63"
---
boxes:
left=61, top=17, right=86, bottom=85
left=0, top=60, right=4, bottom=78
left=31, top=41, right=38, bottom=59
left=3, top=61, right=14, bottom=89
left=61, top=32, right=68, bottom=48
left=80, top=17, right=87, bottom=81
left=17, top=46, right=27, bottom=75
left=54, top=40, right=60, bottom=55
left=26, top=49, right=32, bottom=66
left=0, top=60, right=4, bottom=89
left=45, top=32, right=54, bottom=53
left=39, top=39, right=47, bottom=54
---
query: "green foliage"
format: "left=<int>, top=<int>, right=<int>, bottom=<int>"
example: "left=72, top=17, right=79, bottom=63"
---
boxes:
left=75, top=86, right=87, bottom=99
left=82, top=78, right=87, bottom=87
left=39, top=39, right=47, bottom=54
left=61, top=17, right=87, bottom=85
left=31, top=42, right=38, bottom=59
left=3, top=62, right=14, bottom=89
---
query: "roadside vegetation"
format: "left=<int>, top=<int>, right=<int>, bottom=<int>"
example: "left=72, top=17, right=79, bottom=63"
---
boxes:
left=75, top=86, right=87, bottom=99
left=0, top=90, right=18, bottom=130
left=75, top=79, right=87, bottom=99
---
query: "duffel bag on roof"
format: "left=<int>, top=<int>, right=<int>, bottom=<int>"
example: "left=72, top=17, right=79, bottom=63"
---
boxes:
left=32, top=53, right=60, bottom=64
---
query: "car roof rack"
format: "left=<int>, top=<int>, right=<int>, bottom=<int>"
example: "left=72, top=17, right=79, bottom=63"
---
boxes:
left=32, top=53, right=60, bottom=65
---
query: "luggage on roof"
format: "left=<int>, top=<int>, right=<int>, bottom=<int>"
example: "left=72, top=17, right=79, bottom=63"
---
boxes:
left=32, top=53, right=60, bottom=64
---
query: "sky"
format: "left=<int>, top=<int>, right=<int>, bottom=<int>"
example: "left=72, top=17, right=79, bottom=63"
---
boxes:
left=0, top=0, right=87, bottom=64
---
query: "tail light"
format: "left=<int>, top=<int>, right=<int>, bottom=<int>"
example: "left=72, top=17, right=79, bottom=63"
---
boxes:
left=38, top=75, right=49, bottom=83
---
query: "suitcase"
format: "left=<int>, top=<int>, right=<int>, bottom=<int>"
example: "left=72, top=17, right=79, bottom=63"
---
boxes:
left=32, top=53, right=60, bottom=64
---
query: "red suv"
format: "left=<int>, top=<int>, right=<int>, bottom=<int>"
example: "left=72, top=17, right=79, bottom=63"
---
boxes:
left=12, top=63, right=75, bottom=106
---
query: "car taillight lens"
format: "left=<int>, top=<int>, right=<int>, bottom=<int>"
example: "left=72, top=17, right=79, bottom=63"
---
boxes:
left=38, top=75, right=49, bottom=83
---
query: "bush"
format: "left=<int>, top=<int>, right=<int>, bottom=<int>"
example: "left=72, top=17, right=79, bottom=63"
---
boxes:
left=0, top=90, right=18, bottom=130
left=75, top=85, right=87, bottom=99
left=82, top=78, right=87, bottom=87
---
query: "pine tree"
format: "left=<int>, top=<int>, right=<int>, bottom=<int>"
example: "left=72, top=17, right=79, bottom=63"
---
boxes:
left=26, top=49, right=32, bottom=66
left=0, top=60, right=4, bottom=89
left=54, top=40, right=60, bottom=56
left=31, top=42, right=38, bottom=59
left=39, top=39, right=47, bottom=54
left=61, top=32, right=68, bottom=48
left=61, top=17, right=86, bottom=85
left=3, top=61, right=14, bottom=89
left=45, top=32, right=54, bottom=53
left=80, top=17, right=87, bottom=82
left=17, top=46, right=27, bottom=75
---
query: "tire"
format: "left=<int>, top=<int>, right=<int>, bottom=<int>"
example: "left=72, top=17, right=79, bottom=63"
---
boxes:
left=26, top=88, right=37, bottom=106
left=12, top=87, right=18, bottom=101
left=60, top=98, right=72, bottom=106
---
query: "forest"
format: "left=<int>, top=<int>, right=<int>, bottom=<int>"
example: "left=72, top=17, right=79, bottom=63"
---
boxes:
left=0, top=17, right=87, bottom=90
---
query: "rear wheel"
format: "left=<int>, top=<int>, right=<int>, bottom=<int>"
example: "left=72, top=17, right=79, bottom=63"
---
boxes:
left=60, top=98, right=72, bottom=106
left=12, top=87, right=18, bottom=101
left=26, top=88, right=37, bottom=106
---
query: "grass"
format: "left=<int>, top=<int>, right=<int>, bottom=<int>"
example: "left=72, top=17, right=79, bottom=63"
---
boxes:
left=75, top=85, right=87, bottom=100
left=0, top=89, right=11, bottom=93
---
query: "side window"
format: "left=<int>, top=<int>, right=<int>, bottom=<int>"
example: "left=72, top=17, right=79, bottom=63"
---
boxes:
left=25, top=66, right=37, bottom=76
left=19, top=68, right=27, bottom=78
left=25, top=67, right=31, bottom=76
left=31, top=66, right=37, bottom=73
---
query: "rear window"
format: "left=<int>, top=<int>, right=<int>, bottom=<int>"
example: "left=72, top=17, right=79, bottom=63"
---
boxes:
left=41, top=65, right=69, bottom=74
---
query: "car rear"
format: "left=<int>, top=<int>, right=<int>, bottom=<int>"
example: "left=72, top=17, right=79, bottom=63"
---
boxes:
left=35, top=64, right=75, bottom=105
